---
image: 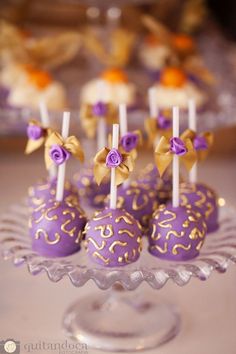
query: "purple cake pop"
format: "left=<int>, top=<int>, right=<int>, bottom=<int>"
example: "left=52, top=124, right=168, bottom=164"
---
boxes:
left=30, top=199, right=87, bottom=257
left=148, top=203, right=207, bottom=261
left=85, top=207, right=142, bottom=267
left=180, top=182, right=219, bottom=233
left=28, top=178, right=79, bottom=208
left=74, top=166, right=110, bottom=208
left=105, top=181, right=158, bottom=230
left=137, top=163, right=173, bottom=204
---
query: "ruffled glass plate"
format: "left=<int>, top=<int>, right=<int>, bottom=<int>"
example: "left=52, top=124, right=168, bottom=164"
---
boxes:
left=0, top=199, right=235, bottom=352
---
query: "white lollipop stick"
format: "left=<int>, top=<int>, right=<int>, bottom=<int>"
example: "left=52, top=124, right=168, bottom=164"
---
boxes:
left=172, top=106, right=180, bottom=208
left=56, top=112, right=70, bottom=202
left=119, top=103, right=128, bottom=136
left=188, top=99, right=197, bottom=184
left=96, top=80, right=107, bottom=151
left=148, top=87, right=158, bottom=118
left=39, top=101, right=57, bottom=179
left=119, top=103, right=131, bottom=188
left=110, top=124, right=119, bottom=209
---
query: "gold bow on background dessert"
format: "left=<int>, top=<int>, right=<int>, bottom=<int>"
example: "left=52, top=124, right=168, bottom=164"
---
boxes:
left=25, top=120, right=51, bottom=154
left=80, top=102, right=118, bottom=139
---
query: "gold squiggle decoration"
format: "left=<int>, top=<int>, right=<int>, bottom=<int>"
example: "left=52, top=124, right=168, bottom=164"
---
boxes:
left=93, top=213, right=112, bottom=221
left=150, top=224, right=161, bottom=240
left=158, top=210, right=176, bottom=228
left=205, top=202, right=214, bottom=219
left=109, top=240, right=128, bottom=254
left=31, top=197, right=44, bottom=206
left=93, top=251, right=110, bottom=265
left=127, top=188, right=149, bottom=211
left=33, top=203, right=46, bottom=224
left=75, top=230, right=83, bottom=244
left=45, top=204, right=60, bottom=221
left=195, top=190, right=206, bottom=208
left=118, top=229, right=134, bottom=238
left=95, top=225, right=114, bottom=238
left=172, top=243, right=191, bottom=255
left=61, top=210, right=76, bottom=237
left=150, top=243, right=168, bottom=254
left=35, top=229, right=60, bottom=245
left=115, top=215, right=133, bottom=225
left=166, top=230, right=185, bottom=240
left=87, top=237, right=106, bottom=250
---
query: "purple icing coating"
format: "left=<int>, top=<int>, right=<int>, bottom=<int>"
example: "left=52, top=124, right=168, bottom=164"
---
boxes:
left=74, top=166, right=110, bottom=208
left=28, top=178, right=79, bottom=208
left=180, top=182, right=219, bottom=233
left=170, top=137, right=187, bottom=156
left=27, top=125, right=43, bottom=140
left=157, top=114, right=171, bottom=130
left=92, top=101, right=107, bottom=117
left=85, top=207, right=142, bottom=267
left=106, top=148, right=123, bottom=168
left=49, top=145, right=71, bottom=165
left=105, top=182, right=158, bottom=229
left=120, top=132, right=138, bottom=152
left=193, top=136, right=208, bottom=150
left=148, top=203, right=207, bottom=261
left=30, top=199, right=87, bottom=257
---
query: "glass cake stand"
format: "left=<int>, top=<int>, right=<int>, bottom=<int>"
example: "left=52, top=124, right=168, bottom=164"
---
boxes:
left=0, top=199, right=236, bottom=352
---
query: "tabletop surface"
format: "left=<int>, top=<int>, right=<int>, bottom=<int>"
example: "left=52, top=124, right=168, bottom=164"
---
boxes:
left=0, top=151, right=236, bottom=354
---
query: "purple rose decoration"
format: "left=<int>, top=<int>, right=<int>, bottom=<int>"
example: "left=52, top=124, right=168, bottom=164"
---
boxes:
left=157, top=114, right=171, bottom=130
left=49, top=144, right=71, bottom=165
left=120, top=132, right=138, bottom=152
left=27, top=124, right=43, bottom=140
left=194, top=136, right=208, bottom=150
left=106, top=148, right=123, bottom=168
left=92, top=101, right=107, bottom=117
left=170, top=137, right=187, bottom=156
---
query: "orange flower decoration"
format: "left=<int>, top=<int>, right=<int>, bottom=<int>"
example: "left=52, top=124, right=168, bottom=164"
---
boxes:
left=145, top=34, right=161, bottom=47
left=172, top=34, right=195, bottom=54
left=101, top=68, right=128, bottom=83
left=160, top=67, right=187, bottom=88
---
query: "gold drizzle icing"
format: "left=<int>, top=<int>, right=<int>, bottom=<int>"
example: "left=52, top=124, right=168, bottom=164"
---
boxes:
left=93, top=251, right=110, bottom=265
left=157, top=210, right=176, bottom=228
left=166, top=230, right=185, bottom=240
left=75, top=230, right=83, bottom=244
left=109, top=240, right=128, bottom=254
left=205, top=202, right=214, bottom=219
left=150, top=224, right=161, bottom=241
left=95, top=224, right=114, bottom=238
left=61, top=210, right=76, bottom=237
left=172, top=243, right=191, bottom=255
left=115, top=215, right=133, bottom=225
left=31, top=197, right=44, bottom=206
left=87, top=237, right=106, bottom=250
left=35, top=229, right=60, bottom=245
left=127, top=188, right=149, bottom=211
left=150, top=243, right=168, bottom=254
left=118, top=229, right=134, bottom=238
left=189, top=227, right=205, bottom=240
left=45, top=204, right=60, bottom=221
left=33, top=203, right=46, bottom=224
left=93, top=212, right=112, bottom=221
left=195, top=190, right=206, bottom=208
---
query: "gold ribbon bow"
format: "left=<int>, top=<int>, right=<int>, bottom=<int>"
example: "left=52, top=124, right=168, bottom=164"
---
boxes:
left=45, top=131, right=84, bottom=170
left=94, top=148, right=134, bottom=186
left=145, top=117, right=172, bottom=147
left=181, top=129, right=214, bottom=161
left=155, top=131, right=197, bottom=177
left=25, top=120, right=51, bottom=154
left=80, top=103, right=118, bottom=139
